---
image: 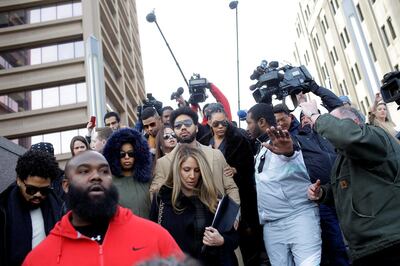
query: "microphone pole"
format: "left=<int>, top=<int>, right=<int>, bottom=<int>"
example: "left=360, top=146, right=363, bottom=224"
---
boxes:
left=146, top=11, right=189, bottom=88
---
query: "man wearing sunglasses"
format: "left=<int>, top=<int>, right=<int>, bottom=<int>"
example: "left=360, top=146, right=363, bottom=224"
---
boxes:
left=141, top=107, right=163, bottom=154
left=150, top=106, right=240, bottom=205
left=0, top=150, right=62, bottom=266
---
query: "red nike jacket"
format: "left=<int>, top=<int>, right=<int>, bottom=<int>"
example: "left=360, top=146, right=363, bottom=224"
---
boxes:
left=23, top=206, right=183, bottom=266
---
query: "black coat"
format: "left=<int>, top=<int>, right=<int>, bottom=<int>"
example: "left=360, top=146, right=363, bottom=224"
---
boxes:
left=295, top=125, right=337, bottom=185
left=150, top=186, right=238, bottom=266
left=219, top=124, right=259, bottom=229
left=0, top=183, right=62, bottom=266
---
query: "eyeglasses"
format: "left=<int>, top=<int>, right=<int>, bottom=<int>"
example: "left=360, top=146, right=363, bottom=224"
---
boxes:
left=143, top=122, right=157, bottom=130
left=120, top=151, right=135, bottom=158
left=163, top=133, right=177, bottom=140
left=22, top=180, right=52, bottom=196
left=211, top=120, right=229, bottom=128
left=174, top=119, right=194, bottom=130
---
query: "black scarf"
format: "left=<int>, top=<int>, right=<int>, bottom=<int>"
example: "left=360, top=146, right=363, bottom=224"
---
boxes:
left=6, top=185, right=61, bottom=266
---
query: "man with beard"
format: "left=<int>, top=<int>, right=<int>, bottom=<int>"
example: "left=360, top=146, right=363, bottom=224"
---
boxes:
left=0, top=150, right=62, bottom=266
left=23, top=151, right=182, bottom=266
left=150, top=106, right=240, bottom=205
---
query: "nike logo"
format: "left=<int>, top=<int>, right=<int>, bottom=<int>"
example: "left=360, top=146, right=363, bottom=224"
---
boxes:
left=132, top=246, right=146, bottom=251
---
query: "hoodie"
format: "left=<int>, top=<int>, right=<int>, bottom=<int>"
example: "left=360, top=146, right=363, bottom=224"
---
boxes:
left=23, top=206, right=183, bottom=266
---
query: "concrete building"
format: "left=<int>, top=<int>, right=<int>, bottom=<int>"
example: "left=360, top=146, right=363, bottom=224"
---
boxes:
left=293, top=0, right=400, bottom=123
left=0, top=0, right=145, bottom=165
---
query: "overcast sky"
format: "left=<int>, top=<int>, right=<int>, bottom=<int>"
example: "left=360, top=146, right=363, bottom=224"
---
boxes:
left=136, top=0, right=298, bottom=123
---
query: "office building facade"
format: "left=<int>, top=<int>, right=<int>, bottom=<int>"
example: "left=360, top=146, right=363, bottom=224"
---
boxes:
left=0, top=0, right=145, bottom=163
left=293, top=0, right=400, bottom=123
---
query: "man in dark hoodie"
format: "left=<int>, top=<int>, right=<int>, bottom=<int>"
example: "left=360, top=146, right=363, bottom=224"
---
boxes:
left=0, top=150, right=62, bottom=266
left=273, top=103, right=300, bottom=136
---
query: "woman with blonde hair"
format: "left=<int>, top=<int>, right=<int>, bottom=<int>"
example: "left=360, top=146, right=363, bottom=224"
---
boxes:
left=369, top=92, right=399, bottom=141
left=150, top=144, right=238, bottom=265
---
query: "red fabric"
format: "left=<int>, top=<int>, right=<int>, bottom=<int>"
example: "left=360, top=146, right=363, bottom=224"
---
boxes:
left=23, top=206, right=183, bottom=266
left=209, top=83, right=232, bottom=121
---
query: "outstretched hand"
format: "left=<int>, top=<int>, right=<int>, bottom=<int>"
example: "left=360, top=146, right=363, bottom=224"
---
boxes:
left=262, top=126, right=293, bottom=156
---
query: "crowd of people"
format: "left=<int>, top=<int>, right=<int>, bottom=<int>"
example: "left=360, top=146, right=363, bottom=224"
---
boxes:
left=1, top=78, right=400, bottom=266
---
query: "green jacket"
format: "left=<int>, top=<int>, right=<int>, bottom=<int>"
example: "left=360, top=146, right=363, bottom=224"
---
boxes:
left=315, top=114, right=400, bottom=260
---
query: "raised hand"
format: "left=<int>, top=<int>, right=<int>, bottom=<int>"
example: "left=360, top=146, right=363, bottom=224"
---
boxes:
left=262, top=126, right=293, bottom=156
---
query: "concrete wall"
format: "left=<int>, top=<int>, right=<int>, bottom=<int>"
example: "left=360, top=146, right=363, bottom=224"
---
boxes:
left=0, top=136, right=26, bottom=193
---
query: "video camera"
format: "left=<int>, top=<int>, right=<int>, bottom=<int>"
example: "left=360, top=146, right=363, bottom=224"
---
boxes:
left=188, top=74, right=208, bottom=104
left=137, top=93, right=163, bottom=118
left=381, top=71, right=400, bottom=109
left=249, top=60, right=313, bottom=104
left=170, top=87, right=184, bottom=101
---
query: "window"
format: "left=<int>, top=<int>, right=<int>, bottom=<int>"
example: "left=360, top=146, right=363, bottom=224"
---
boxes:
left=0, top=82, right=86, bottom=114
left=395, top=64, right=399, bottom=71
left=365, top=97, right=370, bottom=109
left=321, top=20, right=327, bottom=34
left=307, top=5, right=311, bottom=16
left=306, top=50, right=310, bottom=62
left=335, top=0, right=339, bottom=8
left=333, top=46, right=338, bottom=61
left=324, top=15, right=329, bottom=29
left=304, top=10, right=309, bottom=20
left=369, top=43, right=377, bottom=61
left=313, top=37, right=318, bottom=50
left=57, top=2, right=73, bottom=19
left=339, top=83, right=344, bottom=95
left=387, top=17, right=396, bottom=39
left=0, top=40, right=84, bottom=70
left=371, top=0, right=376, bottom=4
left=355, top=63, right=362, bottom=80
left=381, top=25, right=390, bottom=46
left=344, top=27, right=350, bottom=43
left=321, top=66, right=327, bottom=80
left=41, top=45, right=58, bottom=63
left=340, top=33, right=347, bottom=48
left=351, top=68, right=357, bottom=84
left=316, top=34, right=321, bottom=46
left=0, top=1, right=82, bottom=28
left=41, top=6, right=57, bottom=22
left=343, top=79, right=349, bottom=94
left=330, top=1, right=336, bottom=15
left=330, top=51, right=336, bottom=65
left=360, top=101, right=366, bottom=115
left=356, top=4, right=364, bottom=21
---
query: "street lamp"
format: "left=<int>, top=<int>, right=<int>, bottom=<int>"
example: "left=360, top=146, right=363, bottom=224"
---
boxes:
left=229, top=1, right=240, bottom=127
left=146, top=10, right=189, bottom=87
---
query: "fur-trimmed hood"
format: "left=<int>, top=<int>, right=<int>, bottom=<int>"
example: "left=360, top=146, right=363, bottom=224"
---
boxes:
left=103, top=128, right=152, bottom=182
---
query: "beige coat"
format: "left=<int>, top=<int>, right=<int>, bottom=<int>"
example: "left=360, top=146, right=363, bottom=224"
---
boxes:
left=150, top=142, right=240, bottom=204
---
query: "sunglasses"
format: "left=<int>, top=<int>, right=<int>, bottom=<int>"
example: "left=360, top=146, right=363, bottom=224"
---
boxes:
left=211, top=120, right=229, bottom=128
left=174, top=119, right=194, bottom=130
left=143, top=122, right=157, bottom=129
left=22, top=180, right=52, bottom=196
left=120, top=151, right=135, bottom=158
left=163, top=133, right=177, bottom=140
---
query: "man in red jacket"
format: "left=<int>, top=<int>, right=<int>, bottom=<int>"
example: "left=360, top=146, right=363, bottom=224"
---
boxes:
left=23, top=151, right=183, bottom=266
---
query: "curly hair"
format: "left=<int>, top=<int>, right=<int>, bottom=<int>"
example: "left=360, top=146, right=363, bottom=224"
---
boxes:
left=16, top=150, right=59, bottom=181
left=102, top=128, right=152, bottom=182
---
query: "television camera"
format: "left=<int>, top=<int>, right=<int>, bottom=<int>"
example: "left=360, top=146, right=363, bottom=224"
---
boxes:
left=249, top=60, right=313, bottom=104
left=381, top=71, right=400, bottom=109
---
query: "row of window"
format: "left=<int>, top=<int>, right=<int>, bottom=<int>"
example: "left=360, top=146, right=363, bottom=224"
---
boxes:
left=12, top=128, right=87, bottom=155
left=0, top=40, right=84, bottom=70
left=381, top=17, right=397, bottom=47
left=0, top=1, right=82, bottom=28
left=350, top=63, right=362, bottom=85
left=330, top=0, right=340, bottom=15
left=0, top=82, right=87, bottom=115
